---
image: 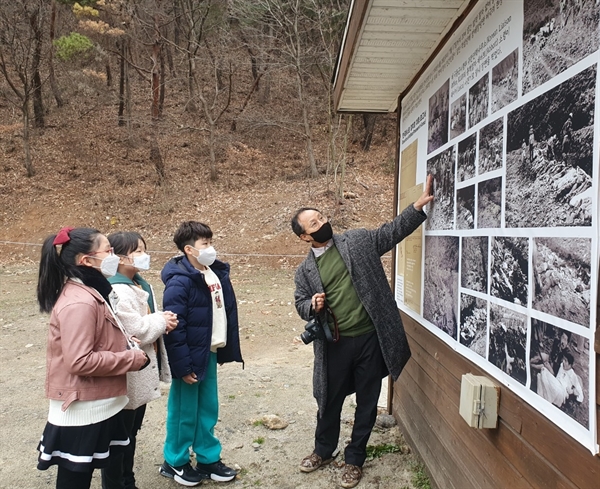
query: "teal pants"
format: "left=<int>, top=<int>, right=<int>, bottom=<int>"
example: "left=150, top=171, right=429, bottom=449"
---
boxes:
left=163, top=353, right=221, bottom=466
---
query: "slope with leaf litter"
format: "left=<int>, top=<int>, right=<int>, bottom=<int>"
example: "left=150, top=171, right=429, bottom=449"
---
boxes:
left=0, top=99, right=398, bottom=264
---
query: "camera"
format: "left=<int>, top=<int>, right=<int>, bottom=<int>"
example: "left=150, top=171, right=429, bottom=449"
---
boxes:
left=300, top=316, right=333, bottom=344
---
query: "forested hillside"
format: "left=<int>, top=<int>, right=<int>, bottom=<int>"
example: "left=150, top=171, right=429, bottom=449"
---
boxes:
left=0, top=0, right=397, bottom=261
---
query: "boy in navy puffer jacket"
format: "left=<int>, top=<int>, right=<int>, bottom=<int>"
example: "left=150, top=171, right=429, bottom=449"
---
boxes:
left=159, top=221, right=243, bottom=486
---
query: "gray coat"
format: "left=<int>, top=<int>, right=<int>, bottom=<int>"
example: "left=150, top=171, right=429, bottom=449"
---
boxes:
left=294, top=204, right=426, bottom=414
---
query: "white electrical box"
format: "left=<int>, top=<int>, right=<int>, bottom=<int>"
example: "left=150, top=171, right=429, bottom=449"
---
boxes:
left=459, top=373, right=500, bottom=429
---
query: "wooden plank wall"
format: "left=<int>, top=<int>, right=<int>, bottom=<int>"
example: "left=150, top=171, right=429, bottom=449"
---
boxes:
left=394, top=309, right=600, bottom=489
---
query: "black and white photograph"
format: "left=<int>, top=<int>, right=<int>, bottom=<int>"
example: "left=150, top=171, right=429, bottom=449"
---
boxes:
left=461, top=236, right=488, bottom=293
left=477, top=177, right=502, bottom=228
left=522, top=0, right=600, bottom=93
left=450, top=94, right=467, bottom=140
left=456, top=185, right=475, bottom=230
left=478, top=117, right=504, bottom=175
left=530, top=320, right=589, bottom=427
left=490, top=236, right=528, bottom=306
left=492, top=48, right=519, bottom=113
left=459, top=293, right=488, bottom=358
left=532, top=237, right=592, bottom=327
left=489, top=303, right=527, bottom=385
left=423, top=236, right=459, bottom=339
left=457, top=133, right=477, bottom=182
left=426, top=145, right=456, bottom=230
left=505, top=65, right=595, bottom=227
left=428, top=79, right=450, bottom=154
left=468, top=73, right=489, bottom=129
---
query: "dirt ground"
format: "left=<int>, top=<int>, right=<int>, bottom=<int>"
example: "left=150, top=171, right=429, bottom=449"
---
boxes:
left=0, top=256, right=427, bottom=489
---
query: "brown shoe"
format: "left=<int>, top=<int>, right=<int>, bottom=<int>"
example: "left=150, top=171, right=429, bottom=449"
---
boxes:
left=299, top=453, right=333, bottom=473
left=340, top=464, right=362, bottom=488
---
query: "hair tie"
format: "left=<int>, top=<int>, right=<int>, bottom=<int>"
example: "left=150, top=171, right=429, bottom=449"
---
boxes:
left=53, top=227, right=75, bottom=246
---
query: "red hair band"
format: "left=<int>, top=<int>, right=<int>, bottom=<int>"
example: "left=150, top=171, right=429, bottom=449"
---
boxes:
left=53, top=227, right=75, bottom=246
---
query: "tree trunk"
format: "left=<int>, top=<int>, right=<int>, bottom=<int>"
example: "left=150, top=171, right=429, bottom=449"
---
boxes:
left=150, top=137, right=165, bottom=181
left=48, top=0, right=64, bottom=107
left=165, top=41, right=175, bottom=77
left=151, top=14, right=165, bottom=182
left=186, top=53, right=197, bottom=112
left=30, top=6, right=44, bottom=129
left=22, top=105, right=35, bottom=177
left=125, top=45, right=132, bottom=133
left=173, top=0, right=181, bottom=46
left=338, top=114, right=352, bottom=199
left=118, top=40, right=126, bottom=126
left=159, top=45, right=165, bottom=118
left=296, top=70, right=317, bottom=177
left=362, top=113, right=377, bottom=151
left=259, top=71, right=271, bottom=105
left=151, top=40, right=160, bottom=120
left=209, top=122, right=217, bottom=181
left=105, top=60, right=112, bottom=87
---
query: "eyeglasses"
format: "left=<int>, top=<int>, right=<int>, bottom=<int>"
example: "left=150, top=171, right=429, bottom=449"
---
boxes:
left=87, top=247, right=114, bottom=256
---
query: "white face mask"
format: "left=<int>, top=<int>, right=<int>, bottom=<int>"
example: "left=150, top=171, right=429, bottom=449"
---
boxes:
left=192, top=246, right=216, bottom=267
left=97, top=253, right=120, bottom=277
left=133, top=253, right=151, bottom=271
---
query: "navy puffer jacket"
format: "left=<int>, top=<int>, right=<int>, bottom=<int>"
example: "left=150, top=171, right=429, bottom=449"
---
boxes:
left=161, top=255, right=243, bottom=380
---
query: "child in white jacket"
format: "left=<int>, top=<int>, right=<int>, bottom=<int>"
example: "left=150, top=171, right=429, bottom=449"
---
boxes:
left=102, top=231, right=178, bottom=489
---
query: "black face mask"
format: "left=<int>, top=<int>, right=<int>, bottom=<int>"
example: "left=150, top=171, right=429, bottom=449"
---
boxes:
left=309, top=222, right=333, bottom=243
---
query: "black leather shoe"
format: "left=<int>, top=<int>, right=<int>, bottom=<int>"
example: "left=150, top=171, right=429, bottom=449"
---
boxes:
left=195, top=460, right=237, bottom=482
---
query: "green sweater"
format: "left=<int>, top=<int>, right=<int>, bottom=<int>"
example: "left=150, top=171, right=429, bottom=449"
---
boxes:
left=316, top=245, right=374, bottom=337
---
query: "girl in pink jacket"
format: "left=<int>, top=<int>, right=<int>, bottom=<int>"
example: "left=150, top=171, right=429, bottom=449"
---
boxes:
left=36, top=227, right=148, bottom=489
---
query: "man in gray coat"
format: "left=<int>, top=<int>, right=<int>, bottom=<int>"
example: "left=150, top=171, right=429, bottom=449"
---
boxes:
left=291, top=175, right=433, bottom=488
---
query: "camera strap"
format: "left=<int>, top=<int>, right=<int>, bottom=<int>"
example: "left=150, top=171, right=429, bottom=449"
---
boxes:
left=324, top=304, right=340, bottom=343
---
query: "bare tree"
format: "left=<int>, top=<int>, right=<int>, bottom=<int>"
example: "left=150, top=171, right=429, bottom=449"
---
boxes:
left=175, top=0, right=220, bottom=113
left=30, top=2, right=45, bottom=128
left=197, top=38, right=233, bottom=181
left=48, top=0, right=64, bottom=107
left=231, top=0, right=349, bottom=178
left=0, top=0, right=49, bottom=176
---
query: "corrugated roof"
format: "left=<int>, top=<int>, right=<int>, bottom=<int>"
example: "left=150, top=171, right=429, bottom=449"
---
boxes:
left=333, top=0, right=474, bottom=113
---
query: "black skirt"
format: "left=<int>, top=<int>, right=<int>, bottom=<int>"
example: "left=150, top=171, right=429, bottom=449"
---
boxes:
left=37, top=410, right=130, bottom=472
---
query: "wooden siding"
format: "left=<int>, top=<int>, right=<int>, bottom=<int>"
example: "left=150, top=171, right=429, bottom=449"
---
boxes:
left=333, top=0, right=474, bottom=113
left=393, top=313, right=600, bottom=489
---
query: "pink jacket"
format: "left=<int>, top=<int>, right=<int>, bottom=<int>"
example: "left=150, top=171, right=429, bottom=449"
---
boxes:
left=45, top=280, right=147, bottom=410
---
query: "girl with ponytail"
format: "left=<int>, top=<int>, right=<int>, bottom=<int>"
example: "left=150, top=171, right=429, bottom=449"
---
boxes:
left=36, top=227, right=149, bottom=489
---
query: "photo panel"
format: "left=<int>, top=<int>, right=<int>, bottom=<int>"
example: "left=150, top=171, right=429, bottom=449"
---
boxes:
left=530, top=319, right=590, bottom=428
left=479, top=117, right=504, bottom=175
left=423, top=236, right=460, bottom=339
left=426, top=146, right=456, bottom=230
left=450, top=93, right=467, bottom=140
left=456, top=185, right=475, bottom=230
left=397, top=0, right=600, bottom=452
left=457, top=133, right=477, bottom=182
left=468, top=73, right=489, bottom=128
left=522, top=0, right=600, bottom=93
left=492, top=48, right=519, bottom=113
left=532, top=237, right=592, bottom=327
left=477, top=177, right=502, bottom=229
left=489, top=303, right=527, bottom=385
left=461, top=236, right=488, bottom=293
left=490, top=236, right=529, bottom=306
left=505, top=64, right=596, bottom=228
left=459, top=293, right=488, bottom=358
left=428, top=79, right=450, bottom=154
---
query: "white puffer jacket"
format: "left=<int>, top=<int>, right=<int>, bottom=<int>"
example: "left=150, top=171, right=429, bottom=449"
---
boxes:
left=112, top=282, right=172, bottom=409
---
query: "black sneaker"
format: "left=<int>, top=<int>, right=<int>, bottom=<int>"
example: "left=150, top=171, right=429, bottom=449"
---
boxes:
left=195, top=460, right=237, bottom=482
left=159, top=461, right=207, bottom=486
